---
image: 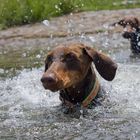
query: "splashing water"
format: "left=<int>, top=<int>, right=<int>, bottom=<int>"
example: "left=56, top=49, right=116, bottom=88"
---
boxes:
left=0, top=62, right=140, bottom=139
left=42, top=20, right=50, bottom=27
left=0, top=68, right=60, bottom=107
left=1, top=10, right=140, bottom=139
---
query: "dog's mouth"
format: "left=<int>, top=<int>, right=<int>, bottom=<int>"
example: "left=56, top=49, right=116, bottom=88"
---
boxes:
left=41, top=72, right=83, bottom=92
left=42, top=80, right=78, bottom=92
left=41, top=79, right=65, bottom=92
left=123, top=24, right=136, bottom=32
left=42, top=83, right=60, bottom=92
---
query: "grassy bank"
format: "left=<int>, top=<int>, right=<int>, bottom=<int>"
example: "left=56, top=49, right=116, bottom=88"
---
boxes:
left=0, top=0, right=140, bottom=29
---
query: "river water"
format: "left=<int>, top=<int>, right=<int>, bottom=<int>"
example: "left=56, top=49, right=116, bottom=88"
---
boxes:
left=0, top=12, right=140, bottom=139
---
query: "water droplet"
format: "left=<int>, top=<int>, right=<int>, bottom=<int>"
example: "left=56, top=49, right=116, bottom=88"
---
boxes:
left=50, top=34, right=53, bottom=39
left=137, top=42, right=140, bottom=46
left=36, top=54, right=41, bottom=59
left=22, top=53, right=27, bottom=57
left=47, top=46, right=50, bottom=51
left=70, top=13, right=73, bottom=16
left=89, top=36, right=96, bottom=43
left=0, top=69, right=4, bottom=74
left=43, top=20, right=50, bottom=27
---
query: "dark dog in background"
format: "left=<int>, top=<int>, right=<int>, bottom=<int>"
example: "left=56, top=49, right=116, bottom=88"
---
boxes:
left=111, top=16, right=140, bottom=54
left=41, top=43, right=117, bottom=114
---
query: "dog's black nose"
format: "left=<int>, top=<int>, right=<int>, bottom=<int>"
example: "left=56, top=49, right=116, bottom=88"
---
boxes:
left=41, top=74, right=57, bottom=84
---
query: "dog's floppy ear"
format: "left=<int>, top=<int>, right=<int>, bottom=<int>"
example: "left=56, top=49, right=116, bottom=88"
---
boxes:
left=83, top=46, right=117, bottom=81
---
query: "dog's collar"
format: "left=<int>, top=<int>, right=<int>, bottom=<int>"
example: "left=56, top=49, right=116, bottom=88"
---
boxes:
left=82, top=76, right=100, bottom=107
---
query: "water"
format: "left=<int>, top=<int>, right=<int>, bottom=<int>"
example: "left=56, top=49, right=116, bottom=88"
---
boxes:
left=0, top=62, right=140, bottom=139
left=0, top=40, right=140, bottom=139
left=1, top=10, right=140, bottom=139
left=1, top=59, right=140, bottom=138
left=0, top=39, right=140, bottom=139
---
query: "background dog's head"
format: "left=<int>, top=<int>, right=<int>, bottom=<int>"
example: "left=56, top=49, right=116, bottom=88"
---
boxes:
left=111, top=16, right=140, bottom=39
left=117, top=16, right=140, bottom=29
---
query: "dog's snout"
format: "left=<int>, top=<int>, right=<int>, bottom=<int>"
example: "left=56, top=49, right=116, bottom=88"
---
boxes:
left=41, top=74, right=57, bottom=84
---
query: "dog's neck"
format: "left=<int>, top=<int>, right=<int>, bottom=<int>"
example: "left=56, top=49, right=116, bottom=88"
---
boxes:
left=60, top=66, right=98, bottom=105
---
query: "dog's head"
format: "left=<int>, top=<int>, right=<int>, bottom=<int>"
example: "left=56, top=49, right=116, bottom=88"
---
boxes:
left=117, top=16, right=140, bottom=30
left=41, top=43, right=117, bottom=92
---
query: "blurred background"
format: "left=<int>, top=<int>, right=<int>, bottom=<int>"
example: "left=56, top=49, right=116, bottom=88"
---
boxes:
left=0, top=0, right=140, bottom=29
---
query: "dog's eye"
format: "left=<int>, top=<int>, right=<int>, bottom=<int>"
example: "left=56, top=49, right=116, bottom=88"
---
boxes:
left=44, top=55, right=53, bottom=71
left=64, top=53, right=76, bottom=62
left=47, top=55, right=53, bottom=62
left=63, top=53, right=81, bottom=71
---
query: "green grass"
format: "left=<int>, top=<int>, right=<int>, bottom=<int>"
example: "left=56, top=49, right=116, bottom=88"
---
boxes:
left=0, top=0, right=140, bottom=29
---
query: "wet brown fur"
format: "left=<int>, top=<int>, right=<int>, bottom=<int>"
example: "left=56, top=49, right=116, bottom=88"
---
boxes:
left=41, top=43, right=117, bottom=107
left=112, top=16, right=140, bottom=33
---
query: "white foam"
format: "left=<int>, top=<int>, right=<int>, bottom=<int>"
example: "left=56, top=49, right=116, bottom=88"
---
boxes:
left=0, top=68, right=61, bottom=108
left=0, top=64, right=140, bottom=118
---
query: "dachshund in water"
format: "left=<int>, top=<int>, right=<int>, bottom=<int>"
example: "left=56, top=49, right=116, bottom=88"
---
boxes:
left=111, top=16, right=140, bottom=54
left=41, top=43, right=117, bottom=114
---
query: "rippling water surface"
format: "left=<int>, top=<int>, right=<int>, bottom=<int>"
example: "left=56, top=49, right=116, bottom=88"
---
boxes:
left=0, top=62, right=140, bottom=140
left=1, top=16, right=140, bottom=139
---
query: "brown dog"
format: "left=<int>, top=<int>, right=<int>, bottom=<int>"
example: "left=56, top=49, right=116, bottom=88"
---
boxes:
left=111, top=16, right=140, bottom=54
left=112, top=16, right=140, bottom=29
left=41, top=43, right=117, bottom=113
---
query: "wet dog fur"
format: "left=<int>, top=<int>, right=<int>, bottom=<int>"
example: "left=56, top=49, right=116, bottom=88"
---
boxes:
left=41, top=43, right=117, bottom=114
